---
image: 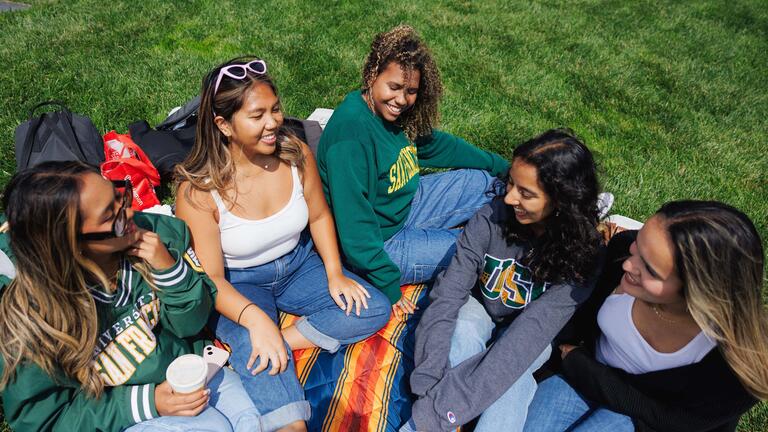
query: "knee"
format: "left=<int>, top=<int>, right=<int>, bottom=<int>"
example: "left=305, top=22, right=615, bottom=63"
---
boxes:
left=452, top=317, right=492, bottom=349
left=277, top=421, right=307, bottom=432
left=190, top=408, right=236, bottom=432
left=363, top=289, right=393, bottom=329
left=456, top=299, right=494, bottom=341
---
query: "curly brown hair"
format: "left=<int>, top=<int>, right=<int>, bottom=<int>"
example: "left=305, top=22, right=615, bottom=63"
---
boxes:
left=362, top=25, right=443, bottom=140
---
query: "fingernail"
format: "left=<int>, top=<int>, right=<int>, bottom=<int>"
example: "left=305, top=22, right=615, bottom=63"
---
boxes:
left=205, top=389, right=211, bottom=395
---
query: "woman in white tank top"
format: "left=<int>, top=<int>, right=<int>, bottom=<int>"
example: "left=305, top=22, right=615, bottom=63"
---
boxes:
left=524, top=201, right=768, bottom=432
left=175, top=57, right=391, bottom=432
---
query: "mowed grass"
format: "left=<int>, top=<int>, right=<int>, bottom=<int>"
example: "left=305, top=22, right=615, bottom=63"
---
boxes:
left=0, top=0, right=767, bottom=430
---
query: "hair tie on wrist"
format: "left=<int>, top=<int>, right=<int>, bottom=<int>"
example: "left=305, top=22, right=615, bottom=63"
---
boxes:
left=237, top=302, right=256, bottom=325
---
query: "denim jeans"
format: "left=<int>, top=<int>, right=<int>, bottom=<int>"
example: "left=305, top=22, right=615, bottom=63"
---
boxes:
left=448, top=297, right=552, bottom=432
left=124, top=368, right=261, bottom=432
left=211, top=230, right=391, bottom=430
left=524, top=375, right=634, bottom=432
left=383, top=169, right=497, bottom=285
left=400, top=297, right=551, bottom=432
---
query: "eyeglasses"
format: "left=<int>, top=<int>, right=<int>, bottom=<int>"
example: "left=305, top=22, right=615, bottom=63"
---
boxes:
left=80, top=179, right=133, bottom=241
left=213, top=60, right=268, bottom=97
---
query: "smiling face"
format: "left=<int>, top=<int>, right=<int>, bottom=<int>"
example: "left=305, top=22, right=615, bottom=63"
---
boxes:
left=367, top=61, right=420, bottom=122
left=620, top=215, right=685, bottom=305
left=217, top=81, right=283, bottom=156
left=504, top=159, right=555, bottom=233
left=78, top=172, right=138, bottom=257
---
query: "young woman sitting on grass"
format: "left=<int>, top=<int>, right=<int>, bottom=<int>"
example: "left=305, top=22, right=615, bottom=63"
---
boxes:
left=402, top=129, right=604, bottom=432
left=523, top=201, right=768, bottom=432
left=175, top=56, right=391, bottom=431
left=0, top=161, right=261, bottom=432
left=316, top=25, right=509, bottom=317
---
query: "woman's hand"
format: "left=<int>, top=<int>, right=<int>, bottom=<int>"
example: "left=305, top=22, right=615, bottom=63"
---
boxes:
left=559, top=344, right=579, bottom=360
left=393, top=296, right=418, bottom=319
left=154, top=381, right=209, bottom=417
left=127, top=229, right=176, bottom=271
left=241, top=307, right=289, bottom=376
left=328, top=273, right=371, bottom=316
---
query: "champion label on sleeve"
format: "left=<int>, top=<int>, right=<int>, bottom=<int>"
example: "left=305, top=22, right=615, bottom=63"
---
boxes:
left=447, top=411, right=457, bottom=424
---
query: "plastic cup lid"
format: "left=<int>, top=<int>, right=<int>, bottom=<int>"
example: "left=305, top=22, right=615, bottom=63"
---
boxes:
left=166, top=354, right=207, bottom=391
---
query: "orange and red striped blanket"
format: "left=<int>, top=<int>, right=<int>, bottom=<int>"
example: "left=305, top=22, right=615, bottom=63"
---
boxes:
left=280, top=284, right=428, bottom=432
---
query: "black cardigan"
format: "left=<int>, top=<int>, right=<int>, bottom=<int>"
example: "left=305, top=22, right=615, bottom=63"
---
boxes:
left=553, top=230, right=757, bottom=432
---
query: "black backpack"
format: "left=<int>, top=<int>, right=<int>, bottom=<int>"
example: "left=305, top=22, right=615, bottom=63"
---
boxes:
left=129, top=95, right=324, bottom=181
left=14, top=101, right=104, bottom=170
left=155, top=94, right=323, bottom=152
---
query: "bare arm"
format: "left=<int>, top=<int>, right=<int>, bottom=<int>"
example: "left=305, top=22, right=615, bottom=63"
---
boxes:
left=301, top=145, right=371, bottom=316
left=175, top=182, right=288, bottom=375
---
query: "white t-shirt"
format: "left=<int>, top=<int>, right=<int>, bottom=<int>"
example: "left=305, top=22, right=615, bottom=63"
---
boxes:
left=596, top=293, right=716, bottom=374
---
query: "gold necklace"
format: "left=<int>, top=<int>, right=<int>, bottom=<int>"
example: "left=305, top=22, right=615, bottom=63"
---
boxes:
left=650, top=302, right=678, bottom=324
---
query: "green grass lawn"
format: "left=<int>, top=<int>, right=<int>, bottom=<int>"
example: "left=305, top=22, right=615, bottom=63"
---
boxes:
left=1, top=0, right=767, bottom=430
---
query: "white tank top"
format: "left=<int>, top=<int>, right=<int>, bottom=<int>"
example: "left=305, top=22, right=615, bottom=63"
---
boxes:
left=211, top=165, right=309, bottom=269
left=596, top=293, right=716, bottom=374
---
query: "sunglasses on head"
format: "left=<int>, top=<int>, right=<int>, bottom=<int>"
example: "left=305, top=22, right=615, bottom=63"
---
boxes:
left=213, top=59, right=268, bottom=98
left=79, top=179, right=133, bottom=241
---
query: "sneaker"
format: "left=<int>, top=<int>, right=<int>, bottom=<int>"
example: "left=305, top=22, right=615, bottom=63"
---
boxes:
left=597, top=192, right=614, bottom=220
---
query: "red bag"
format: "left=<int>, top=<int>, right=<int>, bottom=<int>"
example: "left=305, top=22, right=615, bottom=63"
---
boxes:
left=100, top=131, right=161, bottom=210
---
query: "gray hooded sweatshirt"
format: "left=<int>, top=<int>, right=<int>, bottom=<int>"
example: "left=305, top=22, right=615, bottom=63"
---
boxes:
left=409, top=198, right=601, bottom=430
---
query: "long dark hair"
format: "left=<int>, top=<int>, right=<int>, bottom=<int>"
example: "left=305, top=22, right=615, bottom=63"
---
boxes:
left=656, top=200, right=768, bottom=399
left=504, top=128, right=602, bottom=283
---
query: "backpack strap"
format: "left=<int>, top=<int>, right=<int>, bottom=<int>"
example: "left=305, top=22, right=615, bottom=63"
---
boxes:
left=27, top=100, right=68, bottom=120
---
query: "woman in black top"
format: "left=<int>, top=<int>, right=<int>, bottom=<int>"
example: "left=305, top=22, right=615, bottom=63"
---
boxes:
left=524, top=201, right=768, bottom=432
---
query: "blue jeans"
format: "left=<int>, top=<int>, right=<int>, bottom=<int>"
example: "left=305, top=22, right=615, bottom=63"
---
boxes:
left=524, top=375, right=634, bottom=432
left=448, top=297, right=552, bottom=432
left=384, top=169, right=497, bottom=285
left=212, top=231, right=391, bottom=430
left=400, top=297, right=551, bottom=432
left=124, top=368, right=261, bottom=432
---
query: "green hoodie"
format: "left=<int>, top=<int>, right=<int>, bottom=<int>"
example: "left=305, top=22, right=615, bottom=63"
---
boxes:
left=0, top=212, right=216, bottom=432
left=317, top=90, right=509, bottom=303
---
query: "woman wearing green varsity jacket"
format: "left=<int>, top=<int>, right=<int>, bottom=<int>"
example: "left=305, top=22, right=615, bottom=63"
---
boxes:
left=0, top=162, right=261, bottom=432
left=317, top=26, right=508, bottom=316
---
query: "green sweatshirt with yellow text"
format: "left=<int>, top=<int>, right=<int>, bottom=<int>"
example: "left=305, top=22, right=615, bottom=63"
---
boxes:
left=317, top=90, right=509, bottom=303
left=0, top=213, right=216, bottom=432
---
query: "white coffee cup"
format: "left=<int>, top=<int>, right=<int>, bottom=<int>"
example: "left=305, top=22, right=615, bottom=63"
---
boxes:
left=166, top=354, right=207, bottom=394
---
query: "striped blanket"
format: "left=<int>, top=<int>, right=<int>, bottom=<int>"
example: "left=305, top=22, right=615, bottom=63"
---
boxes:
left=280, top=284, right=429, bottom=432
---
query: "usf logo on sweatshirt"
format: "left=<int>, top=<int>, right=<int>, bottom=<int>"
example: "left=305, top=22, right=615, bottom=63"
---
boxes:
left=479, top=254, right=549, bottom=309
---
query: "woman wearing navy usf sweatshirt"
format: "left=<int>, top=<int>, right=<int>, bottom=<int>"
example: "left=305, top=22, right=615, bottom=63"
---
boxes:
left=403, top=129, right=604, bottom=431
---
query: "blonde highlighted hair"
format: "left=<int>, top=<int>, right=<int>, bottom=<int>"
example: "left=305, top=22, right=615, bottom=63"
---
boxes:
left=658, top=200, right=768, bottom=400
left=0, top=161, right=157, bottom=398
left=176, top=56, right=305, bottom=205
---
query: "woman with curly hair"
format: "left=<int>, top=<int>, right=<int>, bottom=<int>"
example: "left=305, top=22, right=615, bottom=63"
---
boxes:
left=317, top=25, right=509, bottom=316
left=524, top=201, right=768, bottom=432
left=403, top=129, right=604, bottom=432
